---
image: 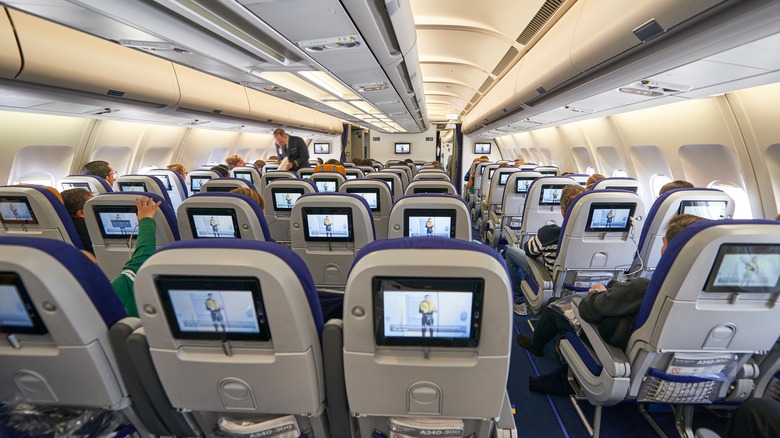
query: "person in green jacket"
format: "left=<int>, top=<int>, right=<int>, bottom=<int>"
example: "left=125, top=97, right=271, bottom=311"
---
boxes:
left=110, top=196, right=160, bottom=317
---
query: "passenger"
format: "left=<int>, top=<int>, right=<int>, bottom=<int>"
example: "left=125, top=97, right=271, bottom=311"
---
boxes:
left=516, top=214, right=706, bottom=356
left=658, top=179, right=694, bottom=196
left=210, top=165, right=229, bottom=178
left=723, top=398, right=780, bottom=438
left=61, top=188, right=95, bottom=254
left=82, top=196, right=160, bottom=317
left=776, top=213, right=780, bottom=220
left=466, top=156, right=489, bottom=192
left=266, top=155, right=279, bottom=163
left=585, top=173, right=605, bottom=190
left=351, top=157, right=362, bottom=165
left=225, top=154, right=246, bottom=169
left=513, top=160, right=525, bottom=167
left=166, top=163, right=187, bottom=180
left=81, top=160, right=117, bottom=187
left=230, top=187, right=264, bottom=209
left=360, top=158, right=373, bottom=166
left=432, top=161, right=444, bottom=169
left=273, top=128, right=310, bottom=171
left=561, top=171, right=575, bottom=176
left=317, top=157, right=324, bottom=165
left=325, top=159, right=343, bottom=165
left=253, top=159, right=266, bottom=174
left=505, top=184, right=585, bottom=315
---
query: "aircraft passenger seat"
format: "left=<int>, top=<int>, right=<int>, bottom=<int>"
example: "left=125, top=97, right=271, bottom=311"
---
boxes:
left=146, top=169, right=189, bottom=213
left=487, top=171, right=542, bottom=248
left=366, top=171, right=404, bottom=201
left=472, top=163, right=499, bottom=222
left=521, top=190, right=645, bottom=314
left=115, top=174, right=173, bottom=205
left=0, top=237, right=184, bottom=436
left=356, top=165, right=374, bottom=175
left=339, top=179, right=393, bottom=239
left=261, top=179, right=317, bottom=244
left=259, top=170, right=297, bottom=192
left=133, top=239, right=330, bottom=436
left=340, top=238, right=517, bottom=437
left=230, top=165, right=262, bottom=191
left=383, top=166, right=411, bottom=192
left=187, top=169, right=221, bottom=194
left=632, top=188, right=735, bottom=278
left=310, top=171, right=346, bottom=193
left=568, top=173, right=590, bottom=187
left=518, top=164, right=538, bottom=171
left=59, top=174, right=114, bottom=194
left=413, top=171, right=450, bottom=182
left=533, top=166, right=560, bottom=176
left=344, top=167, right=364, bottom=180
left=262, top=163, right=279, bottom=174
left=0, top=185, right=85, bottom=249
left=83, top=192, right=179, bottom=278
left=514, top=176, right=576, bottom=248
left=176, top=192, right=272, bottom=241
left=297, top=167, right=315, bottom=179
left=560, top=220, right=780, bottom=437
left=478, top=167, right=519, bottom=241
left=290, top=193, right=374, bottom=288
left=591, top=177, right=642, bottom=196
left=404, top=179, right=456, bottom=196
left=387, top=194, right=471, bottom=241
left=201, top=177, right=254, bottom=193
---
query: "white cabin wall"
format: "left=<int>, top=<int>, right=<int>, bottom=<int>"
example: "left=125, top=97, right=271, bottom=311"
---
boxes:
left=173, top=128, right=241, bottom=171
left=368, top=127, right=437, bottom=163
left=557, top=123, right=596, bottom=173
left=2, top=111, right=93, bottom=186
left=525, top=127, right=576, bottom=172
left=725, top=82, right=780, bottom=219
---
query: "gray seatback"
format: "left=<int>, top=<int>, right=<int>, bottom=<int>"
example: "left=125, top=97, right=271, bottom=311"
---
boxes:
left=366, top=172, right=404, bottom=201
left=176, top=193, right=270, bottom=240
left=261, top=179, right=317, bottom=243
left=230, top=166, right=262, bottom=192
left=340, top=179, right=393, bottom=239
left=310, top=171, right=347, bottom=193
left=404, top=180, right=457, bottom=196
left=517, top=176, right=576, bottom=246
left=387, top=194, right=472, bottom=241
left=146, top=169, right=188, bottom=213
left=187, top=170, right=221, bottom=194
left=201, top=177, right=254, bottom=193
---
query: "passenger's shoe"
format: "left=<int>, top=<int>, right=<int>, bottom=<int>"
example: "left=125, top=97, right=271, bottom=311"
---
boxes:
left=516, top=335, right=544, bottom=357
left=513, top=302, right=527, bottom=316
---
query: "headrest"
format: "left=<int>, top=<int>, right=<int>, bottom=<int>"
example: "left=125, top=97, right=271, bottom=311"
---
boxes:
left=0, top=237, right=126, bottom=326
left=158, top=239, right=323, bottom=334
left=297, top=192, right=375, bottom=239
left=189, top=192, right=273, bottom=241
left=638, top=188, right=728, bottom=250
left=314, top=164, right=346, bottom=176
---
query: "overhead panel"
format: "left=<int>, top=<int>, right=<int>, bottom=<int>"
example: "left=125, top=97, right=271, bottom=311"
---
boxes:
left=172, top=64, right=250, bottom=119
left=0, top=8, right=22, bottom=79
left=10, top=9, right=180, bottom=108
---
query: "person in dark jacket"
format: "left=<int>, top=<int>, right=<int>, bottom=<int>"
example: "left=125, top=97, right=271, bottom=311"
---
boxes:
left=273, top=128, right=310, bottom=171
left=517, top=214, right=706, bottom=356
left=61, top=188, right=95, bottom=254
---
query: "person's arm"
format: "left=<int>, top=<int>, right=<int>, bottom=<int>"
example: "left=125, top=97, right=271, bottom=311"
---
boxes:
left=523, top=224, right=558, bottom=258
left=578, top=278, right=650, bottom=324
left=110, top=197, right=160, bottom=316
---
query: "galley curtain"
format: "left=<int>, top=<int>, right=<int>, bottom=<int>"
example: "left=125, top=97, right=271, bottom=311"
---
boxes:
left=340, top=123, right=349, bottom=163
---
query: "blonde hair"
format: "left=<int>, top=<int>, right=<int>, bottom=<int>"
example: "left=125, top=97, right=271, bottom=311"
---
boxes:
left=167, top=164, right=186, bottom=179
left=225, top=155, right=245, bottom=168
left=585, top=173, right=606, bottom=190
left=230, top=188, right=264, bottom=209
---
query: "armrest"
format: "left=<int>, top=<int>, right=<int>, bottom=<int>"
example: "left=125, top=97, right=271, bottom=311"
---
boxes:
left=570, top=297, right=631, bottom=378
left=322, top=319, right=353, bottom=438
left=488, top=210, right=500, bottom=226
left=526, top=256, right=553, bottom=290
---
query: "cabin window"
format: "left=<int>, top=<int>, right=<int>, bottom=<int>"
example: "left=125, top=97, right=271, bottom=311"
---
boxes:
left=585, top=166, right=596, bottom=175
left=15, top=171, right=54, bottom=186
left=613, top=170, right=628, bottom=177
left=707, top=180, right=752, bottom=219
left=651, top=174, right=672, bottom=197
left=138, top=165, right=157, bottom=175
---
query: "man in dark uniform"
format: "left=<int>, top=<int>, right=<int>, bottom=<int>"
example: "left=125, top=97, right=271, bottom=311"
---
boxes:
left=273, top=128, right=311, bottom=171
left=419, top=295, right=436, bottom=337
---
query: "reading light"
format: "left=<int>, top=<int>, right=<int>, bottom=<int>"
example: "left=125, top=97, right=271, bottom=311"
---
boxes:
left=255, top=71, right=335, bottom=101
left=299, top=71, right=359, bottom=99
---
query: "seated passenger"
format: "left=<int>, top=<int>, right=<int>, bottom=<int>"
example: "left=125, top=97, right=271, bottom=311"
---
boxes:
left=253, top=159, right=266, bottom=174
left=62, top=188, right=95, bottom=253
left=352, top=158, right=362, bottom=166
left=230, top=187, right=265, bottom=209
left=585, top=173, right=605, bottom=190
left=504, top=184, right=585, bottom=315
left=516, top=214, right=706, bottom=356
left=167, top=163, right=187, bottom=180
left=82, top=160, right=117, bottom=187
left=360, top=158, right=373, bottom=166
left=81, top=197, right=160, bottom=317
left=225, top=154, right=246, bottom=170
left=266, top=155, right=279, bottom=163
left=210, top=164, right=230, bottom=178
left=723, top=398, right=780, bottom=438
left=658, top=179, right=694, bottom=196
left=432, top=161, right=444, bottom=169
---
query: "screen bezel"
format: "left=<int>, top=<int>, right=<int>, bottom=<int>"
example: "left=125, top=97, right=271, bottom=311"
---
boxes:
left=153, top=174, right=172, bottom=190
left=345, top=187, right=381, bottom=212
left=515, top=178, right=535, bottom=194
left=678, top=200, right=728, bottom=220
left=204, top=186, right=235, bottom=193
left=488, top=169, right=496, bottom=180
left=0, top=272, right=48, bottom=335
left=498, top=172, right=512, bottom=186
left=395, top=143, right=411, bottom=154
left=234, top=171, right=254, bottom=184
left=313, top=142, right=330, bottom=154
left=373, top=276, right=484, bottom=348
left=374, top=177, right=394, bottom=193
left=584, top=202, right=636, bottom=233
left=703, top=244, right=780, bottom=294
left=537, top=184, right=567, bottom=206
left=118, top=181, right=148, bottom=192
left=474, top=142, right=491, bottom=154
left=271, top=187, right=305, bottom=212
left=314, top=178, right=339, bottom=193
left=94, top=206, right=139, bottom=239
left=155, top=275, right=271, bottom=341
left=190, top=176, right=212, bottom=193
left=61, top=182, right=92, bottom=191
left=0, top=196, right=38, bottom=225
left=186, top=207, right=241, bottom=239
left=413, top=187, right=449, bottom=194
left=302, top=207, right=354, bottom=242
left=403, top=208, right=457, bottom=238
left=610, top=186, right=638, bottom=193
